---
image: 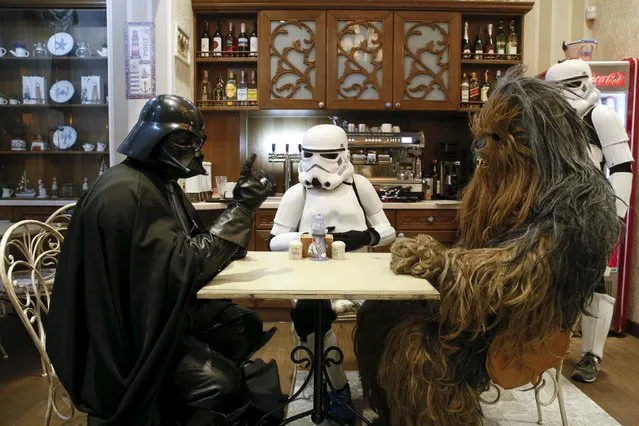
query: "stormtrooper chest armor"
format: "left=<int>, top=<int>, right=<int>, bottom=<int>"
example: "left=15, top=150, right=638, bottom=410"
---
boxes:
left=299, top=183, right=367, bottom=233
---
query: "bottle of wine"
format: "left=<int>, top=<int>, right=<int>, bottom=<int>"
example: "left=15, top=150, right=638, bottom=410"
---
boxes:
left=462, top=21, right=471, bottom=60
left=461, top=72, right=470, bottom=103
left=248, top=70, right=258, bottom=105
left=507, top=20, right=518, bottom=60
left=213, top=22, right=223, bottom=57
left=237, top=70, right=248, bottom=105
left=214, top=76, right=225, bottom=103
left=200, top=21, right=210, bottom=58
left=225, top=71, right=237, bottom=106
left=496, top=21, right=506, bottom=58
left=200, top=69, right=210, bottom=105
left=480, top=69, right=490, bottom=103
left=237, top=22, right=249, bottom=57
left=225, top=22, right=236, bottom=56
left=250, top=22, right=258, bottom=57
left=485, top=23, right=495, bottom=57
left=473, top=25, right=483, bottom=59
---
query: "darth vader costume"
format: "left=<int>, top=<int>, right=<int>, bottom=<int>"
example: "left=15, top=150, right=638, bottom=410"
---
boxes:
left=46, top=95, right=279, bottom=425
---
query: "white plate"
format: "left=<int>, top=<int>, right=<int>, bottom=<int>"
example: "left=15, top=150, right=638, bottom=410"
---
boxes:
left=52, top=126, right=77, bottom=150
left=49, top=80, right=74, bottom=103
left=47, top=32, right=74, bottom=56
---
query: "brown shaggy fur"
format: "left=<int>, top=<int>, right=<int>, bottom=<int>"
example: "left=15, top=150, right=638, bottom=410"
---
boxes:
left=354, top=68, right=619, bottom=425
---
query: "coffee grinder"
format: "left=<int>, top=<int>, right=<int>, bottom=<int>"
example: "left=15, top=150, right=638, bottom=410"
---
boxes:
left=435, top=142, right=462, bottom=200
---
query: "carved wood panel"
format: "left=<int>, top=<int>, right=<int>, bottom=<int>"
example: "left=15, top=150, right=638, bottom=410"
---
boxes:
left=258, top=10, right=326, bottom=109
left=326, top=11, right=393, bottom=110
left=255, top=209, right=277, bottom=229
left=393, top=11, right=460, bottom=110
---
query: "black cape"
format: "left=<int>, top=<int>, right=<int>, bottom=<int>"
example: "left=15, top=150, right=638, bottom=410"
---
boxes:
left=46, top=161, right=236, bottom=425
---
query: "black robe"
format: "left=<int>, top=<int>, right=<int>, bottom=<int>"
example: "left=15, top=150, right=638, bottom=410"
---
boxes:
left=46, top=160, right=241, bottom=425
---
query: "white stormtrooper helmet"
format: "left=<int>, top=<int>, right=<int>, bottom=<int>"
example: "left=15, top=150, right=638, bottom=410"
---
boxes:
left=545, top=59, right=601, bottom=116
left=298, top=124, right=354, bottom=190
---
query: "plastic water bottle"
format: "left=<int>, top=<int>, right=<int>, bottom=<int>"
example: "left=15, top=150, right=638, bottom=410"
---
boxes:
left=308, top=213, right=328, bottom=261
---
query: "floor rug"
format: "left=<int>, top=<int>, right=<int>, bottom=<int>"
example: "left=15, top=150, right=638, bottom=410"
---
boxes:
left=285, top=370, right=620, bottom=425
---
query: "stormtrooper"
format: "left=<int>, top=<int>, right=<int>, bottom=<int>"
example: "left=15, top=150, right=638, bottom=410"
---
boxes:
left=546, top=59, right=634, bottom=383
left=268, top=124, right=396, bottom=423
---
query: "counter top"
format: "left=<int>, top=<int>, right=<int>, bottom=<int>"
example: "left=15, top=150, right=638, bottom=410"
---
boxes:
left=193, top=199, right=460, bottom=211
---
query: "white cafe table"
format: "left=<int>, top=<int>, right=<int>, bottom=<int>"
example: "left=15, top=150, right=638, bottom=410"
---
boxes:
left=197, top=251, right=439, bottom=425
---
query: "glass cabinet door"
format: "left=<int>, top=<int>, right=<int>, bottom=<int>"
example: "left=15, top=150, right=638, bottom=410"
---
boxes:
left=393, top=11, right=460, bottom=110
left=326, top=11, right=393, bottom=110
left=258, top=10, right=326, bottom=110
left=0, top=6, right=109, bottom=203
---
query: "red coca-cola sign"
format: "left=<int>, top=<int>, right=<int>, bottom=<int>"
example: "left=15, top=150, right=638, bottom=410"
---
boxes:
left=592, top=71, right=626, bottom=87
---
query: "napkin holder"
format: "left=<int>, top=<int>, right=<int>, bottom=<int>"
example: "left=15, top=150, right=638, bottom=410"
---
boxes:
left=300, top=233, right=334, bottom=259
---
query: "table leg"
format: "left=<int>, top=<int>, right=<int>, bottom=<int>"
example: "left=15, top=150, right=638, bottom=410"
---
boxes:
left=312, top=299, right=325, bottom=424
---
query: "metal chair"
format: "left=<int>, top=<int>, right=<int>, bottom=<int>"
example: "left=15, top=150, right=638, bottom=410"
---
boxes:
left=44, top=202, right=76, bottom=232
left=481, top=358, right=569, bottom=425
left=0, top=220, right=75, bottom=425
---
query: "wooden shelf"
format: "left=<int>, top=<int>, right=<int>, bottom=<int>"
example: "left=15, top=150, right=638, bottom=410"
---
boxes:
left=0, top=104, right=107, bottom=110
left=461, top=59, right=521, bottom=65
left=0, top=56, right=107, bottom=62
left=199, top=105, right=259, bottom=111
left=459, top=107, right=482, bottom=113
left=0, top=150, right=108, bottom=155
left=196, top=56, right=257, bottom=63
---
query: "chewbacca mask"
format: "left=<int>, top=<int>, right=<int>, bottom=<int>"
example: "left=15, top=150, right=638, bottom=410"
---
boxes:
left=354, top=67, right=620, bottom=426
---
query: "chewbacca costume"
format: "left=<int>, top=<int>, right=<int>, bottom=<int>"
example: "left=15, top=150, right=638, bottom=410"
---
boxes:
left=354, top=68, right=620, bottom=426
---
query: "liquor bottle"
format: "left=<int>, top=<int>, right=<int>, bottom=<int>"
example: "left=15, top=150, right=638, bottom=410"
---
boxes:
left=507, top=20, right=518, bottom=60
left=485, top=23, right=495, bottom=57
left=213, top=22, right=223, bottom=57
left=469, top=72, right=480, bottom=102
left=200, top=21, right=210, bottom=58
left=214, top=76, right=225, bottom=103
left=432, top=160, right=441, bottom=200
left=237, top=22, right=249, bottom=57
left=247, top=70, right=258, bottom=105
left=496, top=20, right=506, bottom=58
left=237, top=70, right=248, bottom=105
left=225, top=71, right=237, bottom=106
left=225, top=21, right=236, bottom=56
left=496, top=69, right=502, bottom=81
left=200, top=70, right=211, bottom=105
left=480, top=69, right=490, bottom=103
left=461, top=72, right=470, bottom=103
left=462, top=21, right=471, bottom=60
left=473, top=25, right=483, bottom=59
left=250, top=22, right=258, bottom=57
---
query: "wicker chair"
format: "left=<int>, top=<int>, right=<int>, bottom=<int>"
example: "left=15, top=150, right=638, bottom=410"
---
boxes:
left=0, top=220, right=75, bottom=425
left=44, top=202, right=76, bottom=232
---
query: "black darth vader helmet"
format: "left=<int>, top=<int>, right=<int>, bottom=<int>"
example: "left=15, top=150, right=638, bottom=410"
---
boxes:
left=117, top=95, right=207, bottom=178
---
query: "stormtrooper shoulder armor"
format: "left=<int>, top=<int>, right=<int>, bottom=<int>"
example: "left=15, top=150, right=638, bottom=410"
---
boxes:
left=272, top=183, right=306, bottom=233
left=590, top=105, right=634, bottom=168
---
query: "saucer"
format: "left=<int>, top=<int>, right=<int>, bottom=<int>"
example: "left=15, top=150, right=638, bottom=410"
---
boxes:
left=49, top=80, right=74, bottom=103
left=47, top=32, right=74, bottom=56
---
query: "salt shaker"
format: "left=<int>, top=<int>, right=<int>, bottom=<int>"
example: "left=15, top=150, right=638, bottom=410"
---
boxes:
left=332, top=241, right=346, bottom=260
left=289, top=240, right=303, bottom=260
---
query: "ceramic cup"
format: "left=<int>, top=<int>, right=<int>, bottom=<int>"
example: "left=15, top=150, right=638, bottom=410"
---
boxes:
left=347, top=123, right=356, bottom=132
left=392, top=126, right=401, bottom=133
left=0, top=97, right=7, bottom=105
left=10, top=47, right=29, bottom=57
left=380, top=123, right=392, bottom=133
left=96, top=141, right=106, bottom=152
left=358, top=123, right=366, bottom=132
left=0, top=47, right=6, bottom=57
left=97, top=47, right=108, bottom=57
left=9, top=99, right=21, bottom=105
left=1, top=188, right=13, bottom=198
left=82, top=143, right=95, bottom=152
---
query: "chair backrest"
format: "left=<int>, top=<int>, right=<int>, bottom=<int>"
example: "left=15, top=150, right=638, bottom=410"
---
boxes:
left=44, top=203, right=76, bottom=234
left=0, top=220, right=64, bottom=375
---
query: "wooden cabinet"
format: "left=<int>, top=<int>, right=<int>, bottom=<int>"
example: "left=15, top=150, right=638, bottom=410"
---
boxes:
left=258, top=10, right=326, bottom=109
left=396, top=209, right=459, bottom=247
left=393, top=11, right=460, bottom=110
left=326, top=11, right=393, bottom=110
left=261, top=9, right=460, bottom=111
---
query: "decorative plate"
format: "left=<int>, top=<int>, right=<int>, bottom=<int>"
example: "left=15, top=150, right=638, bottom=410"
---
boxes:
left=47, top=32, right=74, bottom=56
left=49, top=80, right=74, bottom=103
left=52, top=126, right=77, bottom=150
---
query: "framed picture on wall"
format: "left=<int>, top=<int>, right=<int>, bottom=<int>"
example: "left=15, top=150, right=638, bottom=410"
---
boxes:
left=175, top=24, right=191, bottom=64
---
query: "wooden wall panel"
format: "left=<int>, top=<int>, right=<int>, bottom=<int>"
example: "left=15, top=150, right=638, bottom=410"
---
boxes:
left=201, top=111, right=242, bottom=181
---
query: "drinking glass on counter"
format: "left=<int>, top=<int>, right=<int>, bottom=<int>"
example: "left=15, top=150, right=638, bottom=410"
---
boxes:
left=214, top=175, right=227, bottom=198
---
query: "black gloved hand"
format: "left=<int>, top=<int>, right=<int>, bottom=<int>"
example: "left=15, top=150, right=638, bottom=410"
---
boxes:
left=331, top=228, right=380, bottom=252
left=232, top=153, right=273, bottom=212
